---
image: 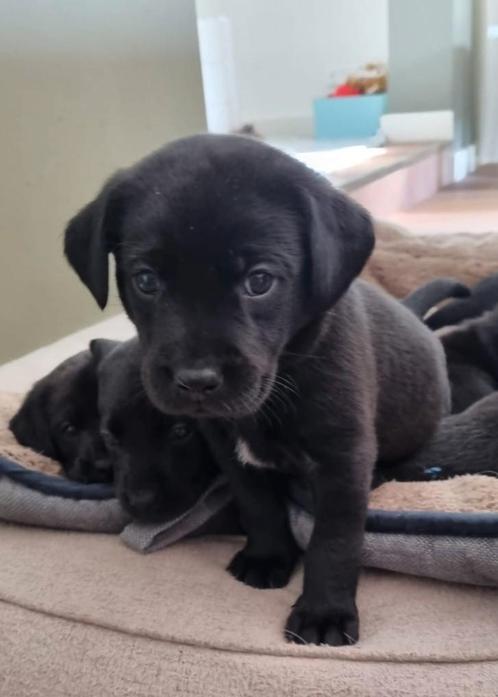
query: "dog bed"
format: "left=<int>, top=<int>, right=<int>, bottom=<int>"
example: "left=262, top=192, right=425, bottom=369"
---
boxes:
left=2, top=224, right=498, bottom=696
left=1, top=439, right=498, bottom=697
left=364, top=222, right=498, bottom=297
left=1, top=393, right=497, bottom=589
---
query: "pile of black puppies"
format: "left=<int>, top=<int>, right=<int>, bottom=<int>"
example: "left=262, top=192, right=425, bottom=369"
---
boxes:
left=10, top=135, right=498, bottom=646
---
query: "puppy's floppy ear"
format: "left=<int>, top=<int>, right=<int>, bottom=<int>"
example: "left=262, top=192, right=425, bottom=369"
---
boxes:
left=305, top=184, right=375, bottom=311
left=64, top=173, right=126, bottom=309
left=89, top=338, right=121, bottom=367
left=9, top=382, right=57, bottom=459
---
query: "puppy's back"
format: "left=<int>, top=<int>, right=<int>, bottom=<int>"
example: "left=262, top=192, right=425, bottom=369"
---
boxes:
left=393, top=392, right=498, bottom=478
left=355, top=280, right=451, bottom=462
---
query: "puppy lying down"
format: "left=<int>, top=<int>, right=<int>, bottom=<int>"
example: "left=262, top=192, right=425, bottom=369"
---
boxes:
left=440, top=306, right=498, bottom=414
left=63, top=134, right=453, bottom=646
left=380, top=391, right=498, bottom=483
left=92, top=338, right=219, bottom=523
left=9, top=350, right=112, bottom=483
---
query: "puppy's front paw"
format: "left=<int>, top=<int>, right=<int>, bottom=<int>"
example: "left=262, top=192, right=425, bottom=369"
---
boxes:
left=227, top=545, right=299, bottom=589
left=285, top=594, right=359, bottom=646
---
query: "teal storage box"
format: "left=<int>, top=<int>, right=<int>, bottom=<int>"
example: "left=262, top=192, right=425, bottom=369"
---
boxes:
left=313, top=93, right=387, bottom=139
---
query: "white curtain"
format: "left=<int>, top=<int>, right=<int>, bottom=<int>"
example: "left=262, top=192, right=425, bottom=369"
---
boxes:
left=478, top=0, right=498, bottom=163
left=197, top=15, right=240, bottom=133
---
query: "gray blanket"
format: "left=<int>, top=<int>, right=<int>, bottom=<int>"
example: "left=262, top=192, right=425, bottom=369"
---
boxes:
left=1, top=455, right=497, bottom=587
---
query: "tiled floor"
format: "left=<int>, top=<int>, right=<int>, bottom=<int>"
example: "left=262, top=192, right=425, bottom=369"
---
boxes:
left=386, top=165, right=498, bottom=234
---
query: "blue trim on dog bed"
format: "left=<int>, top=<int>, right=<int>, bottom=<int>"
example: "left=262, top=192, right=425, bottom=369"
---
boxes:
left=288, top=478, right=498, bottom=538
left=2, top=454, right=498, bottom=537
left=366, top=508, right=498, bottom=538
left=0, top=455, right=114, bottom=500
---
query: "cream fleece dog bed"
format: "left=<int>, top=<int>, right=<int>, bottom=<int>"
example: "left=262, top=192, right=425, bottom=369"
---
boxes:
left=1, top=526, right=497, bottom=697
left=363, top=222, right=498, bottom=297
left=1, top=388, right=498, bottom=695
left=2, top=224, right=498, bottom=696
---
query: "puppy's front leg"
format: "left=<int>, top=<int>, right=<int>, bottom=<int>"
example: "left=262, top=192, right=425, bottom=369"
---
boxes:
left=286, top=435, right=375, bottom=646
left=226, top=464, right=301, bottom=589
left=203, top=424, right=300, bottom=589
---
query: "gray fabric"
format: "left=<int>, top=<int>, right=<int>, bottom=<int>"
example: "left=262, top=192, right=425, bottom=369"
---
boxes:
left=362, top=534, right=498, bottom=587
left=121, top=477, right=232, bottom=553
left=288, top=504, right=498, bottom=587
left=1, top=469, right=497, bottom=587
left=0, top=476, right=127, bottom=532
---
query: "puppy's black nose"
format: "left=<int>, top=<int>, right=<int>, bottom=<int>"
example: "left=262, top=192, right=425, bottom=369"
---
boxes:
left=175, top=367, right=222, bottom=395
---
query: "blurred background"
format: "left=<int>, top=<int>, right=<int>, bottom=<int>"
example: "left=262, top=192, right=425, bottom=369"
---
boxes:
left=0, top=0, right=497, bottom=364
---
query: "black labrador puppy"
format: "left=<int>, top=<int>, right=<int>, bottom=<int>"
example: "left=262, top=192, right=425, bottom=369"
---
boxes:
left=426, top=272, right=498, bottom=330
left=402, top=278, right=469, bottom=320
left=381, top=390, right=498, bottom=482
left=9, top=349, right=112, bottom=483
left=403, top=275, right=498, bottom=413
left=440, top=306, right=498, bottom=413
left=402, top=276, right=498, bottom=413
left=92, top=338, right=219, bottom=523
left=64, top=134, right=450, bottom=645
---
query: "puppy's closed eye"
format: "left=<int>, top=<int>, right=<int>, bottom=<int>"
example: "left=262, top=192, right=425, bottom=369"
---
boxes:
left=59, top=421, right=78, bottom=436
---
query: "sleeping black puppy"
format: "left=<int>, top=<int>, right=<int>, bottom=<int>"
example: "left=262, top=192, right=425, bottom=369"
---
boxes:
left=64, top=134, right=450, bottom=645
left=426, top=272, right=498, bottom=330
left=403, top=277, right=498, bottom=413
left=402, top=278, right=469, bottom=319
left=91, top=338, right=219, bottom=523
left=381, top=391, right=498, bottom=482
left=440, top=307, right=498, bottom=413
left=9, top=349, right=113, bottom=483
left=402, top=278, right=498, bottom=413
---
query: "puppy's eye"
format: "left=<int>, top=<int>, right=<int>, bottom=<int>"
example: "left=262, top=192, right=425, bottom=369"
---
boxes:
left=133, top=269, right=160, bottom=295
left=60, top=422, right=77, bottom=436
left=243, top=271, right=275, bottom=297
left=169, top=422, right=192, bottom=443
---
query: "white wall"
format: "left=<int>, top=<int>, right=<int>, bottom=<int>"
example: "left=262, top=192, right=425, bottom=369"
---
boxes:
left=0, top=0, right=206, bottom=363
left=477, top=0, right=498, bottom=162
left=389, top=0, right=475, bottom=150
left=197, top=0, right=388, bottom=133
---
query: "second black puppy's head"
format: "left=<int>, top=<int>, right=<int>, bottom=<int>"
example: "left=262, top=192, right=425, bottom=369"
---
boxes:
left=9, top=348, right=113, bottom=483
left=65, top=135, right=374, bottom=419
left=93, top=338, right=218, bottom=522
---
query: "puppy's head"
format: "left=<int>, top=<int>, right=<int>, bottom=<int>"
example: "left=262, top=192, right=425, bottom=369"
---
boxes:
left=9, top=348, right=114, bottom=483
left=94, top=339, right=218, bottom=522
left=66, top=135, right=374, bottom=418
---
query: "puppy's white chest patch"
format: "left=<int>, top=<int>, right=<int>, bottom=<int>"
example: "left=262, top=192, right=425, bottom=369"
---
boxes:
left=235, top=438, right=275, bottom=469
